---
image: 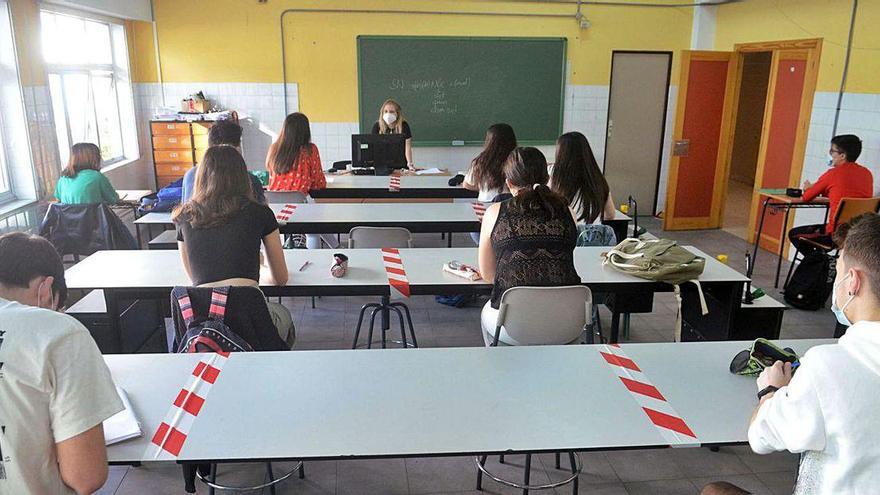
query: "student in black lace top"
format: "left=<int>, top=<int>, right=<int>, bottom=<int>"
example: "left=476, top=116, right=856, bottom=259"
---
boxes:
left=477, top=147, right=581, bottom=345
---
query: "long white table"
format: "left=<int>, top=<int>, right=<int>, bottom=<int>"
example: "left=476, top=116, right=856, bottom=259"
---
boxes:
left=106, top=339, right=832, bottom=464
left=66, top=247, right=748, bottom=352
left=311, top=173, right=477, bottom=199
left=139, top=203, right=632, bottom=249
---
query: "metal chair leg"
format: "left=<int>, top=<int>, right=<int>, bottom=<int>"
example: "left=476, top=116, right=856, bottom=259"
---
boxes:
left=367, top=307, right=381, bottom=349
left=298, top=461, right=305, bottom=479
left=391, top=302, right=418, bottom=348
left=476, top=455, right=488, bottom=490
left=555, top=452, right=561, bottom=469
left=523, top=454, right=531, bottom=495
left=499, top=454, right=505, bottom=464
left=389, top=305, right=407, bottom=347
left=311, top=296, right=316, bottom=309
left=266, top=463, right=276, bottom=495
left=208, top=463, right=217, bottom=495
left=352, top=303, right=378, bottom=349
left=569, top=452, right=579, bottom=494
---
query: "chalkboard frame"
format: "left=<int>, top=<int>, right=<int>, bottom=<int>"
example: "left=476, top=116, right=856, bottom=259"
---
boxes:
left=357, top=35, right=567, bottom=147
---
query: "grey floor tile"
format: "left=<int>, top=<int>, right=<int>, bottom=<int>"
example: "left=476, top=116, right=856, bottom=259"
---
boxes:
left=690, top=474, right=772, bottom=495
left=277, top=460, right=336, bottom=494
left=754, top=471, right=797, bottom=495
left=623, top=478, right=699, bottom=495
left=734, top=449, right=799, bottom=474
left=114, top=461, right=206, bottom=494
left=604, top=449, right=686, bottom=482
left=405, top=456, right=476, bottom=494
left=337, top=458, right=409, bottom=495
left=95, top=465, right=128, bottom=495
left=666, top=446, right=751, bottom=478
left=537, top=451, right=620, bottom=485
left=295, top=339, right=352, bottom=351
left=472, top=455, right=554, bottom=495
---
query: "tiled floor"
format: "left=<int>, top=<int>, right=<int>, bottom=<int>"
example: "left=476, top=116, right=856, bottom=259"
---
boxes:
left=97, top=220, right=832, bottom=494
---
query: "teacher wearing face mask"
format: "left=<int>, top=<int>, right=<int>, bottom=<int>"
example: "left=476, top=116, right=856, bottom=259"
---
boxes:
left=371, top=98, right=414, bottom=170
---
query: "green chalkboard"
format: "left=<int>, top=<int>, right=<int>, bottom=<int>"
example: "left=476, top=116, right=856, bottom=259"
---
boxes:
left=358, top=36, right=566, bottom=146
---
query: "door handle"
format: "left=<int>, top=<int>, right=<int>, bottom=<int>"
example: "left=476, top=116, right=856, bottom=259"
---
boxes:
left=673, top=139, right=689, bottom=157
left=607, top=119, right=613, bottom=139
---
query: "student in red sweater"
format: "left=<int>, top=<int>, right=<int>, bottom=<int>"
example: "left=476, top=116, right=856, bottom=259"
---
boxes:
left=266, top=112, right=325, bottom=194
left=265, top=112, right=337, bottom=249
left=788, top=134, right=874, bottom=253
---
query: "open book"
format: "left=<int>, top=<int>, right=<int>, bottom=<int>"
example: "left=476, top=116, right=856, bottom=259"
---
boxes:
left=103, top=386, right=143, bottom=446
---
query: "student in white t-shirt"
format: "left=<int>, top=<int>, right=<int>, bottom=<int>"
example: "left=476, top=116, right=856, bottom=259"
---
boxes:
left=0, top=232, right=122, bottom=495
left=701, top=213, right=880, bottom=494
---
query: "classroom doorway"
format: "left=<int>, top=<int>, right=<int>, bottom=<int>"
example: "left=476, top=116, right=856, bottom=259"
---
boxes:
left=664, top=38, right=822, bottom=256
left=603, top=51, right=672, bottom=216
left=722, top=51, right=772, bottom=240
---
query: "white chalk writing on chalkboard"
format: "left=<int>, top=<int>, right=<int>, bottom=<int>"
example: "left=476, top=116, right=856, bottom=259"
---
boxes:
left=388, top=77, right=471, bottom=92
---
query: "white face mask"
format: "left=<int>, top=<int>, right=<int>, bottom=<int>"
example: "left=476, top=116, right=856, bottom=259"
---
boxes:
left=383, top=112, right=397, bottom=125
left=36, top=278, right=56, bottom=311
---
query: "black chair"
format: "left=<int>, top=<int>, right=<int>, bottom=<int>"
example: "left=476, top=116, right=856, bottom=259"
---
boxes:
left=39, top=203, right=137, bottom=262
left=169, top=286, right=300, bottom=494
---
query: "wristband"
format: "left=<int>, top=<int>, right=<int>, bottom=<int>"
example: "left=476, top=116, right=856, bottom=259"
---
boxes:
left=756, top=385, right=779, bottom=401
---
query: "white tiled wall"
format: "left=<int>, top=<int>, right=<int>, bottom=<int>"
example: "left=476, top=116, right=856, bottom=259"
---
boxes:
left=792, top=91, right=880, bottom=231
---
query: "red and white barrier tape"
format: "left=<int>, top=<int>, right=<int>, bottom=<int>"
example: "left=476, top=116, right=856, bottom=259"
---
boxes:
left=145, top=352, right=230, bottom=460
left=381, top=247, right=410, bottom=299
left=472, top=202, right=486, bottom=222
left=275, top=203, right=297, bottom=222
left=598, top=344, right=698, bottom=445
left=388, top=176, right=401, bottom=192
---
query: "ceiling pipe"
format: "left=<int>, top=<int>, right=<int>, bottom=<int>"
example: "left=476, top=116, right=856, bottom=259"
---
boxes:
left=279, top=0, right=743, bottom=114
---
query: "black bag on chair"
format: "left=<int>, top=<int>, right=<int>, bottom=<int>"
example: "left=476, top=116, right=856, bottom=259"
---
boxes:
left=784, top=252, right=835, bottom=310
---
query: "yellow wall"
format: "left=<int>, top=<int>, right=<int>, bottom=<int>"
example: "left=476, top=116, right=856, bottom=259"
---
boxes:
left=8, top=0, right=44, bottom=86
left=127, top=20, right=158, bottom=83
left=149, top=0, right=694, bottom=121
left=715, top=0, right=880, bottom=93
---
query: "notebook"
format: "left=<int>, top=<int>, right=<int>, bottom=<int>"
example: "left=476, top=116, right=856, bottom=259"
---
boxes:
left=103, top=386, right=143, bottom=446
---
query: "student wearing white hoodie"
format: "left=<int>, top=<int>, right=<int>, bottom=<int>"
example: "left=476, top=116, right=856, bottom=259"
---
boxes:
left=702, top=212, right=880, bottom=494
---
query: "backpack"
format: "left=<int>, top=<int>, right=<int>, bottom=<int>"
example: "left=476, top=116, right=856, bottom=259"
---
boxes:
left=173, top=286, right=254, bottom=353
left=784, top=252, right=835, bottom=310
left=603, top=238, right=708, bottom=341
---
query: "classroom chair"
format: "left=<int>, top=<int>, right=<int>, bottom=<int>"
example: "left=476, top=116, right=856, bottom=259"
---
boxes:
left=348, top=226, right=418, bottom=349
left=477, top=285, right=589, bottom=494
left=169, top=285, right=299, bottom=494
left=39, top=203, right=137, bottom=262
left=783, top=196, right=880, bottom=289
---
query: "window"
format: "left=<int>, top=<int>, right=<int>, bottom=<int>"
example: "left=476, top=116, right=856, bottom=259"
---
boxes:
left=0, top=0, right=27, bottom=206
left=41, top=10, right=138, bottom=166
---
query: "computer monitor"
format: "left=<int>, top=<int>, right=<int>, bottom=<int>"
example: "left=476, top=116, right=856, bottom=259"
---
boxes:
left=351, top=134, right=407, bottom=174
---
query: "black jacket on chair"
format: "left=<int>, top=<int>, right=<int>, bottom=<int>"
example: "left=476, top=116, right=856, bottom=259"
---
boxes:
left=169, top=285, right=289, bottom=353
left=39, top=203, right=136, bottom=256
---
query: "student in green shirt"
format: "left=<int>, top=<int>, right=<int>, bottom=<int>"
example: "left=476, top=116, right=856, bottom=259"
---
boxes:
left=54, top=143, right=119, bottom=204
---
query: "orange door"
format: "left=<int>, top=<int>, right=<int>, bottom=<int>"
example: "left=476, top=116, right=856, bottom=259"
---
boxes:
left=748, top=50, right=814, bottom=252
left=664, top=51, right=737, bottom=230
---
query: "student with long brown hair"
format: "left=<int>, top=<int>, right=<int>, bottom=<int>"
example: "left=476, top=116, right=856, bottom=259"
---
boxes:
left=477, top=147, right=580, bottom=345
left=463, top=123, right=517, bottom=202
left=266, top=112, right=325, bottom=194
left=371, top=99, right=414, bottom=169
left=265, top=112, right=338, bottom=249
left=550, top=132, right=615, bottom=224
left=174, top=146, right=294, bottom=347
left=54, top=143, right=119, bottom=204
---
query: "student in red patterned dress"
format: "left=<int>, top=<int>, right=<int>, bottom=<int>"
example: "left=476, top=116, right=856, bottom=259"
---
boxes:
left=265, top=112, right=337, bottom=249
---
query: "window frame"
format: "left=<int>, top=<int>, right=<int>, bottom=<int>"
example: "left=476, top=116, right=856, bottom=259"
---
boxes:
left=0, top=0, right=21, bottom=205
left=41, top=8, right=133, bottom=167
